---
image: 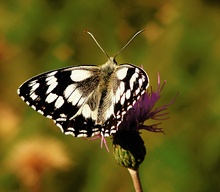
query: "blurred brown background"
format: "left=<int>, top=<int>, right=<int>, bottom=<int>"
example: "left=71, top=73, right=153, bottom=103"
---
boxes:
left=0, top=0, right=220, bottom=191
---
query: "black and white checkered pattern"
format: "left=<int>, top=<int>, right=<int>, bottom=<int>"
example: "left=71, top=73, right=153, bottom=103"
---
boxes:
left=18, top=57, right=149, bottom=137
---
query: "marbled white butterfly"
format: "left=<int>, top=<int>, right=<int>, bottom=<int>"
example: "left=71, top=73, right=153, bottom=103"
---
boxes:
left=17, top=30, right=149, bottom=138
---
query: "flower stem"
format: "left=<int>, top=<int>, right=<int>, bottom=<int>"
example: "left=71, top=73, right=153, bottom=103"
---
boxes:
left=127, top=168, right=143, bottom=192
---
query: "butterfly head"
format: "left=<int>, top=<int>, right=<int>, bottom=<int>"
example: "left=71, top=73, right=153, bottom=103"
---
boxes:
left=101, top=57, right=117, bottom=73
left=109, top=57, right=117, bottom=65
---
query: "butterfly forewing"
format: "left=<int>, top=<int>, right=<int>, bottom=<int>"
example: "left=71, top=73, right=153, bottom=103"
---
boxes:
left=18, top=66, right=99, bottom=124
left=18, top=60, right=149, bottom=137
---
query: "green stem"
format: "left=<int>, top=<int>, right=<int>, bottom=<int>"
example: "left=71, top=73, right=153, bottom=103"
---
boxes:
left=127, top=168, right=143, bottom=192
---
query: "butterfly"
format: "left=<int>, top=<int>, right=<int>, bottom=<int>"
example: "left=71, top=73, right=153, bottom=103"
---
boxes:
left=17, top=30, right=149, bottom=138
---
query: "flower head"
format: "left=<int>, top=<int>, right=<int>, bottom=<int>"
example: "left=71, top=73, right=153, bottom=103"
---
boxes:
left=113, top=73, right=177, bottom=169
left=6, top=137, right=71, bottom=190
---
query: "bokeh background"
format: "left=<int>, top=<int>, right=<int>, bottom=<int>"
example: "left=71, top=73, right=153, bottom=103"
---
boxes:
left=0, top=0, right=220, bottom=191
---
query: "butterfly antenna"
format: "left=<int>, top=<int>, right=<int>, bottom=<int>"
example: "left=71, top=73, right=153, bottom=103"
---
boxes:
left=114, top=29, right=145, bottom=59
left=85, top=31, right=110, bottom=59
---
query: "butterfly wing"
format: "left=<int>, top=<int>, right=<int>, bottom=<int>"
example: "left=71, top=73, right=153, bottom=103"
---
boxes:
left=18, top=65, right=103, bottom=137
left=18, top=63, right=149, bottom=138
left=101, top=64, right=149, bottom=136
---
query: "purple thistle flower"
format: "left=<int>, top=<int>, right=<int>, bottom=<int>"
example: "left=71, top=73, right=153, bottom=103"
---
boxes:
left=118, top=73, right=177, bottom=133
left=112, top=73, right=177, bottom=172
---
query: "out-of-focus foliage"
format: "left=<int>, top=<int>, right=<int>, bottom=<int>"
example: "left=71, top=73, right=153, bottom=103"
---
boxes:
left=0, top=0, right=220, bottom=191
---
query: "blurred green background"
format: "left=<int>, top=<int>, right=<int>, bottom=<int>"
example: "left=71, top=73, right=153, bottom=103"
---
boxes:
left=0, top=0, right=220, bottom=191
